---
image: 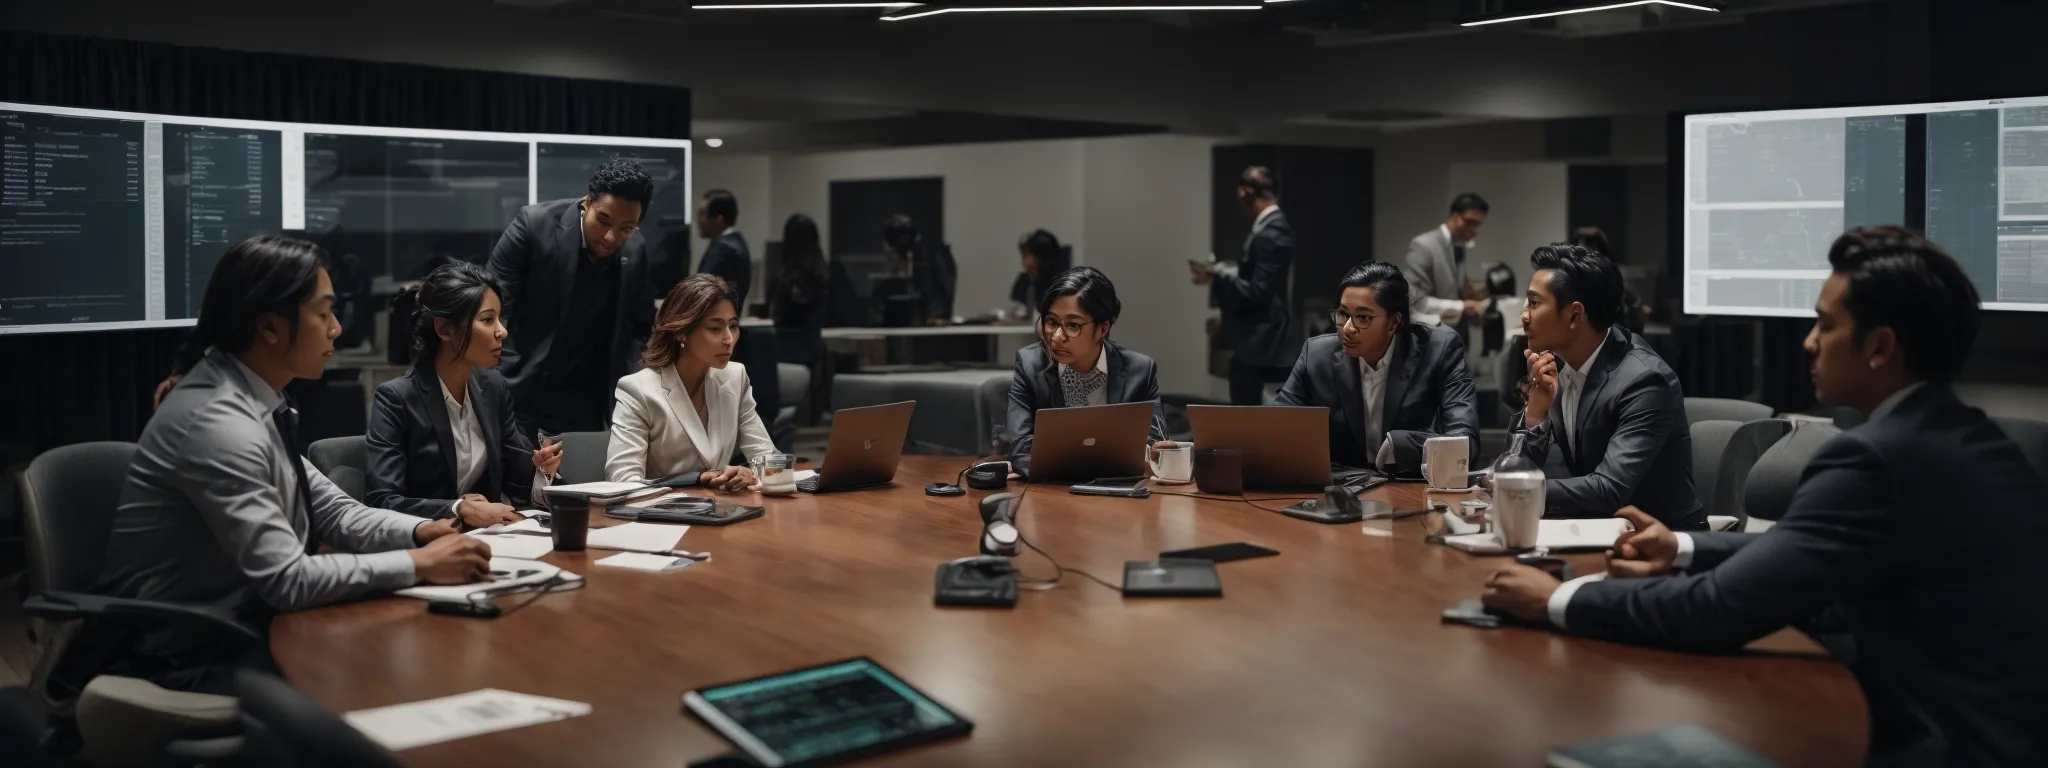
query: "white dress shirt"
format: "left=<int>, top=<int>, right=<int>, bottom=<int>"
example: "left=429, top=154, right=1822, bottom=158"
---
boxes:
left=1546, top=381, right=1928, bottom=628
left=1252, top=204, right=1282, bottom=234
left=1058, top=347, right=1112, bottom=407
left=1555, top=335, right=1609, bottom=449
left=442, top=377, right=488, bottom=517
left=1358, top=343, right=1397, bottom=466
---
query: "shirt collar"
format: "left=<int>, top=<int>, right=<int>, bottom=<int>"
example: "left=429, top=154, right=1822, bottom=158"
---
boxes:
left=1439, top=223, right=1452, bottom=245
left=1562, top=334, right=1609, bottom=385
left=1867, top=381, right=1927, bottom=424
left=437, top=374, right=470, bottom=416
left=1253, top=205, right=1281, bottom=232
left=1358, top=339, right=1395, bottom=374
left=1057, top=346, right=1110, bottom=377
left=220, top=348, right=287, bottom=416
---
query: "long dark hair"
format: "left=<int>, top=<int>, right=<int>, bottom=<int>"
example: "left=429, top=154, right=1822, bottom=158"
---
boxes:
left=777, top=213, right=827, bottom=306
left=644, top=274, right=739, bottom=370
left=1018, top=229, right=1069, bottom=301
left=392, top=262, right=501, bottom=364
left=175, top=234, right=328, bottom=375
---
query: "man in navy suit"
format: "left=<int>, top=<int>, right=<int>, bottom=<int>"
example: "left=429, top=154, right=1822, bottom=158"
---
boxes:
left=1273, top=261, right=1480, bottom=475
left=1194, top=166, right=1298, bottom=405
left=695, top=188, right=751, bottom=311
left=1482, top=227, right=2048, bottom=766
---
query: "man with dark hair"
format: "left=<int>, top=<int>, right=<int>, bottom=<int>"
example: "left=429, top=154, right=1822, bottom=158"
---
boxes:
left=1482, top=227, right=2048, bottom=766
left=1510, top=243, right=1700, bottom=528
left=695, top=189, right=751, bottom=310
left=99, top=235, right=487, bottom=693
left=1274, top=261, right=1480, bottom=474
left=488, top=157, right=659, bottom=434
left=1403, top=193, right=1489, bottom=325
left=1194, top=165, right=1298, bottom=405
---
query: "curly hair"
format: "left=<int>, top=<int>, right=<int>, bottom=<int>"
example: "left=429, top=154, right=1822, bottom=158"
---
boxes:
left=587, top=157, right=654, bottom=212
left=643, top=274, right=739, bottom=369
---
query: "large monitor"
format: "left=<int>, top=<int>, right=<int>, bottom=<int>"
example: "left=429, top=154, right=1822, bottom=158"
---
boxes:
left=1682, top=95, right=2048, bottom=317
left=0, top=101, right=690, bottom=335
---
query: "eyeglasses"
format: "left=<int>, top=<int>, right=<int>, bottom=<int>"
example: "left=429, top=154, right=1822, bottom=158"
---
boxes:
left=1327, top=309, right=1381, bottom=330
left=1039, top=316, right=1101, bottom=339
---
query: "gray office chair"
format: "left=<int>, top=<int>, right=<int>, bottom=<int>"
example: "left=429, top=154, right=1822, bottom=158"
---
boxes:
left=1742, top=421, right=1842, bottom=531
left=235, top=669, right=400, bottom=768
left=1992, top=416, right=2048, bottom=484
left=1684, top=397, right=1773, bottom=426
left=978, top=374, right=1010, bottom=456
left=772, top=363, right=811, bottom=452
left=555, top=431, right=610, bottom=485
left=305, top=436, right=367, bottom=501
left=18, top=442, right=254, bottom=766
left=1692, top=418, right=1794, bottom=532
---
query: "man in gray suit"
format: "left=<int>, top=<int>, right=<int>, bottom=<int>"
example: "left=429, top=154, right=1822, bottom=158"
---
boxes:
left=1274, top=261, right=1480, bottom=474
left=1508, top=243, right=1701, bottom=530
left=1482, top=227, right=2048, bottom=766
left=1402, top=193, right=1489, bottom=325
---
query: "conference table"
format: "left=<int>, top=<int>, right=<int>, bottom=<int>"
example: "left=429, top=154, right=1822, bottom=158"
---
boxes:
left=272, top=457, right=1866, bottom=767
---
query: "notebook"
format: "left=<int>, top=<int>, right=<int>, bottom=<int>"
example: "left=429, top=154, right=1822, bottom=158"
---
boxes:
left=1441, top=518, right=1632, bottom=555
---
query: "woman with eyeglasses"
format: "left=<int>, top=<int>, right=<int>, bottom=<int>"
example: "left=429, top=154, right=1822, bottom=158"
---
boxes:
left=606, top=274, right=774, bottom=492
left=1273, top=261, right=1481, bottom=475
left=1003, top=266, right=1171, bottom=478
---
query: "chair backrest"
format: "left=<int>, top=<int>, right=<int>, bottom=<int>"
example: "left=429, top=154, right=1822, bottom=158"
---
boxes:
left=236, top=669, right=401, bottom=768
left=776, top=363, right=810, bottom=409
left=1993, top=416, right=2048, bottom=486
left=1684, top=397, right=1773, bottom=426
left=20, top=442, right=137, bottom=597
left=556, top=431, right=610, bottom=485
left=1711, top=418, right=1793, bottom=528
left=978, top=374, right=1010, bottom=455
left=304, top=436, right=366, bottom=479
left=1744, top=420, right=1841, bottom=523
left=1689, top=420, right=1742, bottom=525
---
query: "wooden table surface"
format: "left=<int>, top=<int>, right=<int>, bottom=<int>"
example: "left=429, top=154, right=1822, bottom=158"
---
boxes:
left=272, top=456, right=1866, bottom=767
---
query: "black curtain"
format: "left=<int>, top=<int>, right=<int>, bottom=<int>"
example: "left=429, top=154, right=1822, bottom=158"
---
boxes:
left=0, top=30, right=690, bottom=454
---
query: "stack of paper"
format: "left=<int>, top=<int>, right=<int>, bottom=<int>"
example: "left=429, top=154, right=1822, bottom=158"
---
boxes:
left=1440, top=518, right=1633, bottom=555
left=345, top=689, right=592, bottom=751
left=595, top=552, right=695, bottom=572
left=393, top=557, right=574, bottom=601
left=586, top=521, right=687, bottom=552
left=468, top=518, right=554, bottom=559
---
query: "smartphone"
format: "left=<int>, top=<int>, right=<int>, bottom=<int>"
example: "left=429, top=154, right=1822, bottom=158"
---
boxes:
left=1158, top=542, right=1279, bottom=563
left=1441, top=599, right=1502, bottom=629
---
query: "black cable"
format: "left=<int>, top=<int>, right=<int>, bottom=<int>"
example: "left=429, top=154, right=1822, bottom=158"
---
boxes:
left=464, top=573, right=566, bottom=617
left=1149, top=489, right=1315, bottom=514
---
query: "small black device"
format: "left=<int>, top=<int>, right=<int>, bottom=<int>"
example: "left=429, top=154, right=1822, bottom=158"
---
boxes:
left=1515, top=553, right=1577, bottom=581
left=614, top=497, right=763, bottom=526
left=1120, top=558, right=1222, bottom=597
left=682, top=657, right=974, bottom=767
left=933, top=556, right=1019, bottom=607
left=924, top=483, right=966, bottom=497
left=1277, top=487, right=1384, bottom=524
left=962, top=461, right=1009, bottom=490
left=1158, top=542, right=1278, bottom=563
left=1440, top=598, right=1504, bottom=629
left=427, top=600, right=502, bottom=619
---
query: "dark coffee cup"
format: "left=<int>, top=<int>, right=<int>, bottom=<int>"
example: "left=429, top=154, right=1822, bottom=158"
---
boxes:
left=550, top=500, right=590, bottom=551
left=1193, top=448, right=1243, bottom=496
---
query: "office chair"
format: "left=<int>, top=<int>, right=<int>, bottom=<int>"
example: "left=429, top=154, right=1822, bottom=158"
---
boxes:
left=235, top=669, right=401, bottom=768
left=773, top=363, right=811, bottom=453
left=1992, top=416, right=2048, bottom=484
left=1692, top=418, right=1794, bottom=532
left=1685, top=397, right=1774, bottom=426
left=18, top=442, right=253, bottom=766
left=555, top=431, right=611, bottom=485
left=978, top=374, right=1010, bottom=455
left=1741, top=421, right=1841, bottom=532
left=306, top=436, right=368, bottom=502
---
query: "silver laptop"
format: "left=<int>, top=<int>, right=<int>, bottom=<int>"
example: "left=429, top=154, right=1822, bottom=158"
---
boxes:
left=1026, top=401, right=1154, bottom=484
left=799, top=401, right=916, bottom=493
left=1188, top=405, right=1333, bottom=490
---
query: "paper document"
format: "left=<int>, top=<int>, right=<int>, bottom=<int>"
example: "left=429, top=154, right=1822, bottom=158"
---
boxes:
left=469, top=534, right=553, bottom=559
left=794, top=469, right=818, bottom=482
left=595, top=552, right=695, bottom=572
left=344, top=689, right=592, bottom=751
left=393, top=557, right=575, bottom=601
left=1440, top=518, right=1633, bottom=555
left=545, top=481, right=656, bottom=496
left=473, top=517, right=547, bottom=535
left=586, top=522, right=687, bottom=552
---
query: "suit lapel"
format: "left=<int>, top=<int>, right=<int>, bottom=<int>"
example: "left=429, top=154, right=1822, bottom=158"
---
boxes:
left=414, top=367, right=461, bottom=491
left=1382, top=328, right=1417, bottom=434
left=556, top=201, right=583, bottom=327
left=1572, top=328, right=1625, bottom=468
left=661, top=366, right=716, bottom=463
left=473, top=376, right=503, bottom=502
left=1103, top=342, right=1127, bottom=405
left=1332, top=344, right=1367, bottom=449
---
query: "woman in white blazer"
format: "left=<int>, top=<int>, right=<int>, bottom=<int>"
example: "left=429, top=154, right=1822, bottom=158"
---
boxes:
left=606, top=274, right=775, bottom=491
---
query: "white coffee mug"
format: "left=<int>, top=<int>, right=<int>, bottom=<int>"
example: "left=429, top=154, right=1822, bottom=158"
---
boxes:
left=1424, top=436, right=1471, bottom=489
left=1492, top=472, right=1545, bottom=550
left=1148, top=441, right=1193, bottom=483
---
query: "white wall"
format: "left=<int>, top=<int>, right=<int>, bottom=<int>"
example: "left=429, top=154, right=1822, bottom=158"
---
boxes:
left=1079, top=135, right=1221, bottom=397
left=1372, top=122, right=1548, bottom=268
left=1447, top=161, right=1571, bottom=287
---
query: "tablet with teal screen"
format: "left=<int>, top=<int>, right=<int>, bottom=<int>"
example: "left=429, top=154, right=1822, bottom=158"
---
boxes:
left=682, top=657, right=972, bottom=767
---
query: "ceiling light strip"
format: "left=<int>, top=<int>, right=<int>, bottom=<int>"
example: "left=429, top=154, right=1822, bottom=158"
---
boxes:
left=885, top=5, right=1262, bottom=21
left=1459, top=0, right=1720, bottom=27
left=694, top=3, right=921, bottom=9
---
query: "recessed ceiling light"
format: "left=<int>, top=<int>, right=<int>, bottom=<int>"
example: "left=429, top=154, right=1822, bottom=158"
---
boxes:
left=705, top=138, right=725, bottom=148
left=1460, top=0, right=1720, bottom=27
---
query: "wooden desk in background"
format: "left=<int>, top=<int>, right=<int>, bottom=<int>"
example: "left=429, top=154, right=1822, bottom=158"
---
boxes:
left=271, top=457, right=1865, bottom=767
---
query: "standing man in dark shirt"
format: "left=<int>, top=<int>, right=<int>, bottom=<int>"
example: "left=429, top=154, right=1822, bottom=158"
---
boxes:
left=487, top=158, right=658, bottom=434
left=1193, top=166, right=1298, bottom=405
left=695, top=189, right=751, bottom=312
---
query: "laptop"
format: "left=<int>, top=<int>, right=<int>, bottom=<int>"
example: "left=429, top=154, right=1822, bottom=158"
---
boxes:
left=798, top=400, right=917, bottom=493
left=1026, top=401, right=1154, bottom=484
left=1187, top=405, right=1333, bottom=490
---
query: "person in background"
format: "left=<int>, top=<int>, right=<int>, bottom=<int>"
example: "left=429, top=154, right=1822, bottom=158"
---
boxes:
left=696, top=189, right=751, bottom=311
left=1509, top=243, right=1701, bottom=529
left=1403, top=193, right=1490, bottom=325
left=1273, top=261, right=1480, bottom=475
left=97, top=235, right=487, bottom=693
left=1005, top=267, right=1172, bottom=478
left=487, top=158, right=658, bottom=435
left=1009, top=229, right=1070, bottom=317
left=1193, top=165, right=1297, bottom=405
left=366, top=263, right=564, bottom=526
left=1568, top=226, right=1647, bottom=335
left=1481, top=227, right=2048, bottom=766
left=771, top=212, right=829, bottom=367
left=883, top=214, right=958, bottom=326
left=607, top=274, right=774, bottom=491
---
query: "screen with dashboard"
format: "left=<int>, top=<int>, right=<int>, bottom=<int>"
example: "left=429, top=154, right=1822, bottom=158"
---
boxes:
left=0, top=101, right=691, bottom=335
left=1683, top=95, right=2048, bottom=317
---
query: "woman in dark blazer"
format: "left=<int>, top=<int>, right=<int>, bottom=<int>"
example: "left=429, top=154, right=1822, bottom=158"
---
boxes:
left=1005, top=266, right=1172, bottom=478
left=367, top=263, right=564, bottom=527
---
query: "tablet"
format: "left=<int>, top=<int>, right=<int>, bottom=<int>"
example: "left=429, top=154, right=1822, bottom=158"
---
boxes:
left=682, top=657, right=972, bottom=767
